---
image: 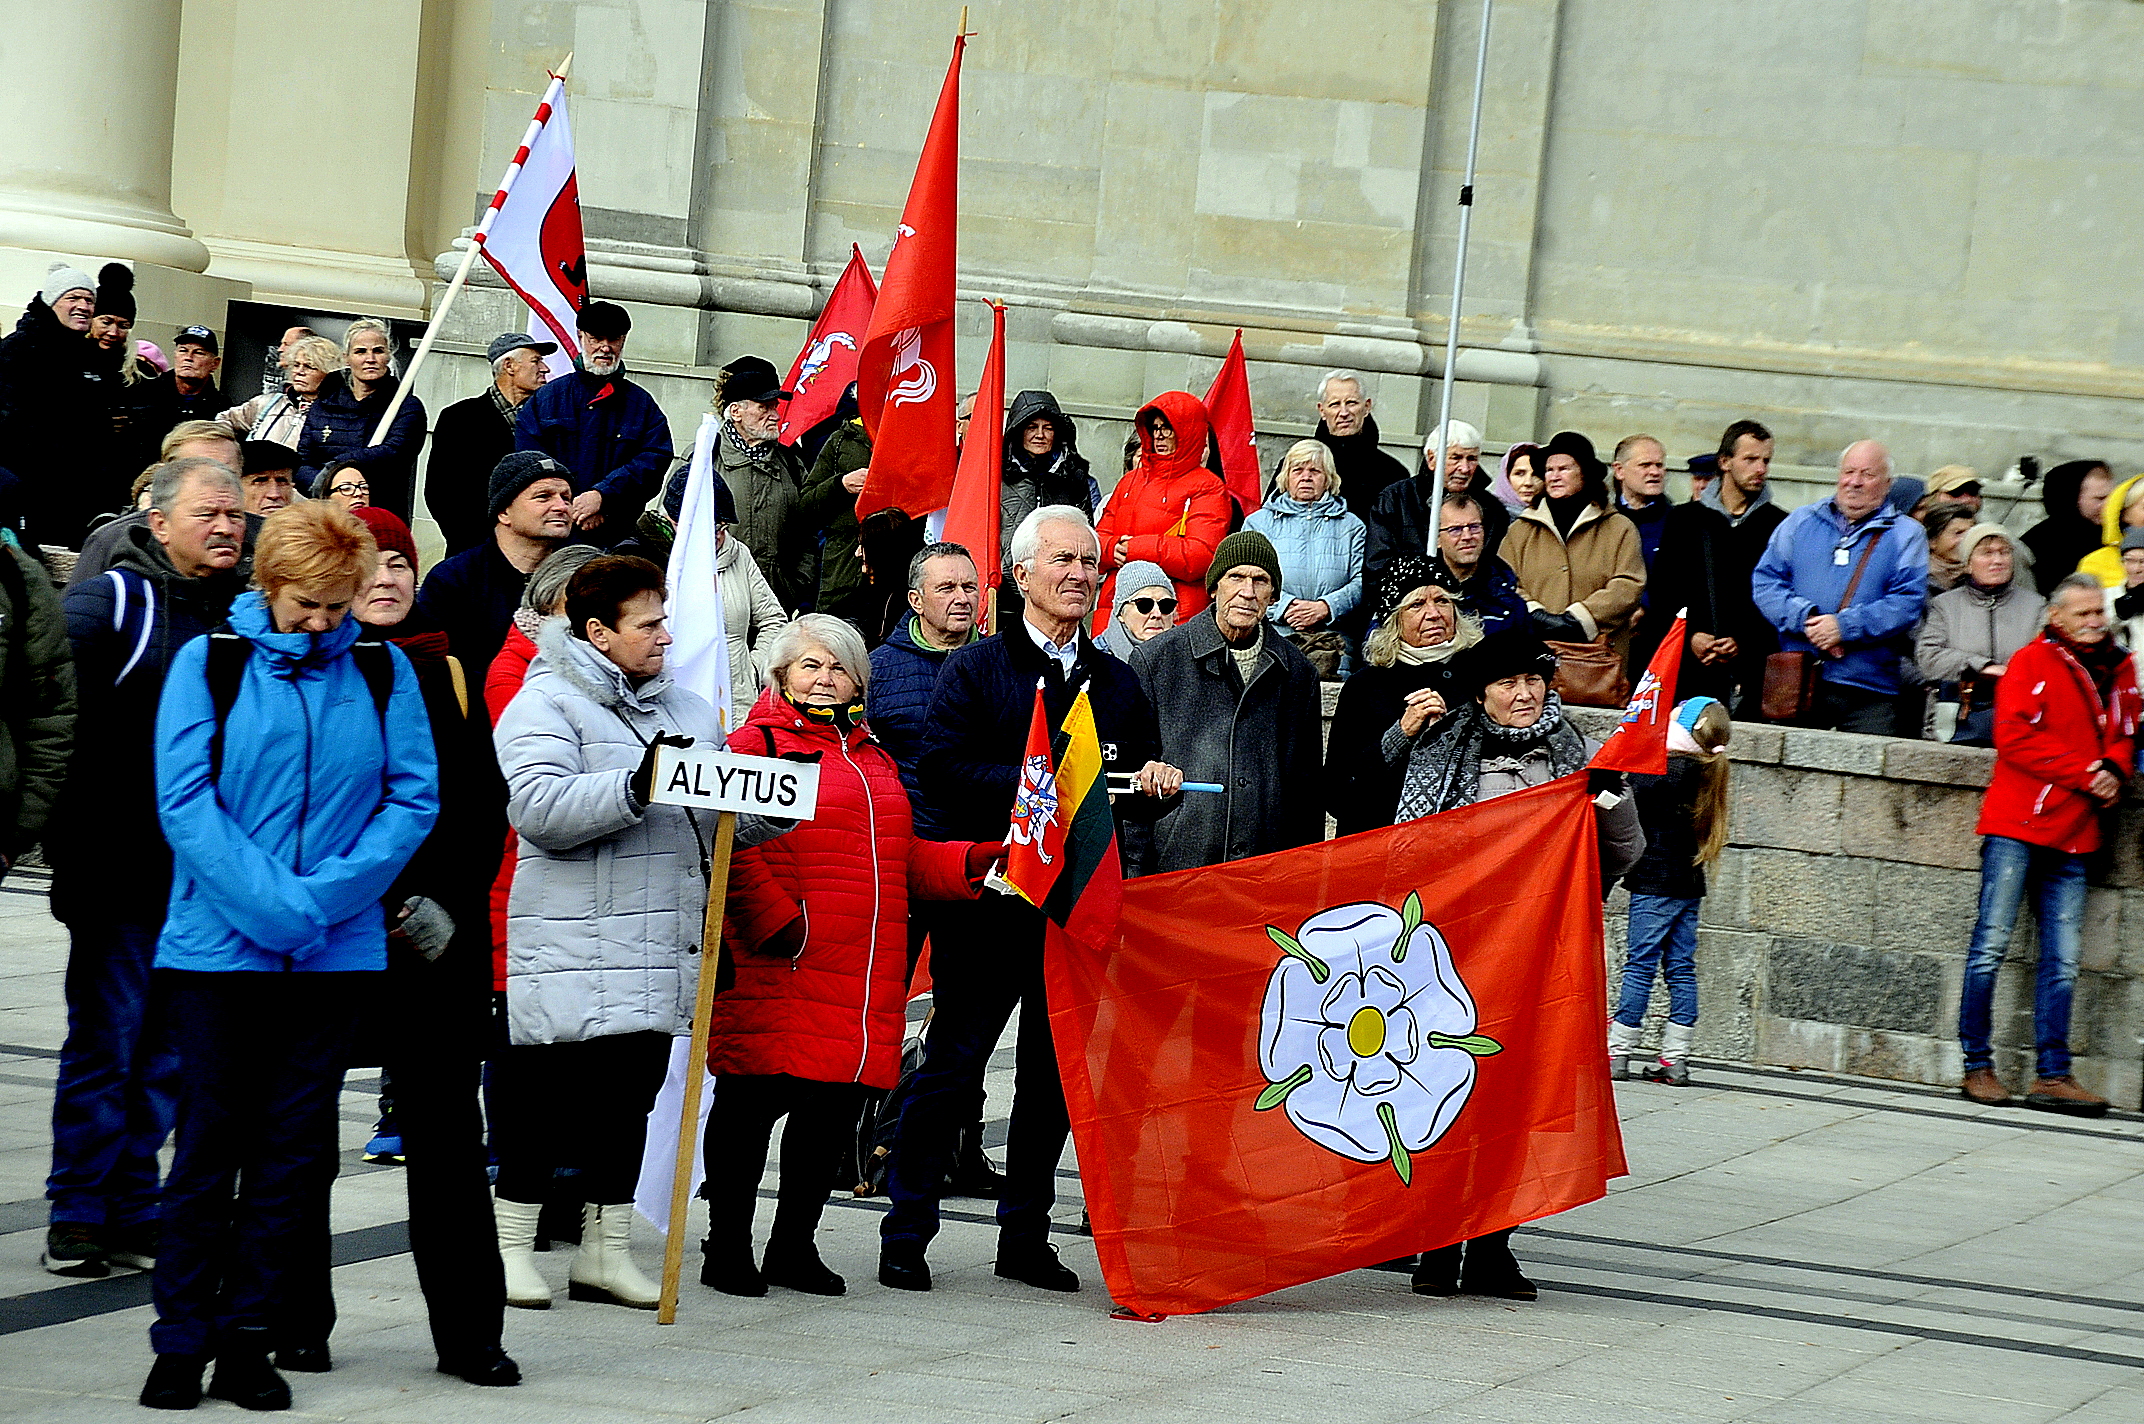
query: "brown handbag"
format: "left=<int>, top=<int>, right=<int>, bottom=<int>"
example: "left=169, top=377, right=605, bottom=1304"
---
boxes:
left=1759, top=531, right=1883, bottom=722
left=1546, top=635, right=1631, bottom=708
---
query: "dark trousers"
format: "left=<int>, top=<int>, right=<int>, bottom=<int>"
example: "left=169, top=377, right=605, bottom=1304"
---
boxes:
left=701, top=1074, right=866, bottom=1254
left=47, top=916, right=180, bottom=1228
left=489, top=1030, right=672, bottom=1205
left=1809, top=680, right=1913, bottom=736
left=882, top=895, right=1067, bottom=1252
left=149, top=972, right=363, bottom=1359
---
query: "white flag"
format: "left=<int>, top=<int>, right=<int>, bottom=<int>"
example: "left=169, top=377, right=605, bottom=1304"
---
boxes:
left=635, top=412, right=731, bottom=1230
left=472, top=73, right=588, bottom=380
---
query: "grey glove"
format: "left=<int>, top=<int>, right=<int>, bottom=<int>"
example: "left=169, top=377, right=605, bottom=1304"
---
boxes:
left=397, top=895, right=457, bottom=962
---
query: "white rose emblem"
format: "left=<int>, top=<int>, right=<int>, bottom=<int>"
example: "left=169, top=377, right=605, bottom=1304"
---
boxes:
left=1255, top=894, right=1501, bottom=1183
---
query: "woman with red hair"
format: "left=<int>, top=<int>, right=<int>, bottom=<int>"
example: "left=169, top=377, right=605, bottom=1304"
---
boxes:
left=1095, top=391, right=1231, bottom=623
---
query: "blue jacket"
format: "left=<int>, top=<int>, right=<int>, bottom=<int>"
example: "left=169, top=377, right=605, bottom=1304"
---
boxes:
left=1449, top=558, right=1527, bottom=638
left=1245, top=488, right=1366, bottom=627
left=866, top=614, right=971, bottom=824
left=153, top=592, right=440, bottom=973
left=295, top=371, right=428, bottom=523
left=515, top=368, right=675, bottom=545
left=1751, top=499, right=1929, bottom=695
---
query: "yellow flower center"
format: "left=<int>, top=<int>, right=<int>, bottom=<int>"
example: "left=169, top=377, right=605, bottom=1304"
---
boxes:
left=1347, top=1005, right=1387, bottom=1059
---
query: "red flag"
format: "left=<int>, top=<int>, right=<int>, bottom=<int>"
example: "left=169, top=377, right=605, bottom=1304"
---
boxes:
left=1201, top=330, right=1260, bottom=514
left=941, top=301, right=1005, bottom=625
left=1589, top=609, right=1687, bottom=776
left=1044, top=776, right=1627, bottom=1318
left=855, top=35, right=965, bottom=521
left=780, top=246, right=879, bottom=445
left=472, top=72, right=587, bottom=380
left=998, top=683, right=1065, bottom=908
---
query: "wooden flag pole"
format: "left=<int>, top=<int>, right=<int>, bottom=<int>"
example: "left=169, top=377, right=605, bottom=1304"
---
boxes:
left=372, top=50, right=574, bottom=450
left=656, top=806, right=736, bottom=1324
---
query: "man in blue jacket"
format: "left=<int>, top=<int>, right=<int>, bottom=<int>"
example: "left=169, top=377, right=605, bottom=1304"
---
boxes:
left=514, top=302, right=673, bottom=548
left=1751, top=440, right=1929, bottom=735
left=866, top=541, right=982, bottom=826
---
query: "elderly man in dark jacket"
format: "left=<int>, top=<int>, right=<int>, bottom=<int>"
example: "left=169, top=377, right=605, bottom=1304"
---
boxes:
left=1, top=531, right=75, bottom=880
left=1129, top=529, right=1325, bottom=871
left=41, top=457, right=246, bottom=1278
left=878, top=504, right=1174, bottom=1297
left=0, top=264, right=114, bottom=548
left=425, top=333, right=555, bottom=555
left=514, top=302, right=673, bottom=548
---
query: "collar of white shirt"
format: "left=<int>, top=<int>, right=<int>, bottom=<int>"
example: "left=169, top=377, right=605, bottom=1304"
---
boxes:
left=1022, top=615, right=1079, bottom=675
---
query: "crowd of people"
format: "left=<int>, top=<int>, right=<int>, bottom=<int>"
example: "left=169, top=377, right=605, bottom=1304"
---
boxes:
left=0, top=260, right=2134, bottom=1410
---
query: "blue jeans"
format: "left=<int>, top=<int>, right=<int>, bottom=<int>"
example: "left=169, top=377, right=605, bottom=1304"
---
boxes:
left=46, top=917, right=180, bottom=1228
left=1958, top=836, right=2085, bottom=1079
left=1616, top=895, right=1700, bottom=1028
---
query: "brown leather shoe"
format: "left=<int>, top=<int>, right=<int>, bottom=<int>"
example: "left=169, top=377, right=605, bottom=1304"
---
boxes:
left=1960, top=1068, right=2012, bottom=1106
left=2024, top=1075, right=2109, bottom=1117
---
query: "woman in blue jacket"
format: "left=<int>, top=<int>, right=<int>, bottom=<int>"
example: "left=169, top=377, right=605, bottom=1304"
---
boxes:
left=140, top=502, right=439, bottom=1412
left=1244, top=439, right=1366, bottom=678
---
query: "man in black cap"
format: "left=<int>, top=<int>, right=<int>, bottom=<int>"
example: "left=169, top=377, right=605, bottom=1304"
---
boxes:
left=514, top=301, right=672, bottom=548
left=427, top=332, right=558, bottom=555
left=416, top=450, right=575, bottom=678
left=237, top=440, right=298, bottom=518
left=712, top=354, right=813, bottom=610
left=127, top=326, right=225, bottom=467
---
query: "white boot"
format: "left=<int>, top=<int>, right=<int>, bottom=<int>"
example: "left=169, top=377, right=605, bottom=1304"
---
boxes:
left=1647, top=1022, right=1696, bottom=1087
left=1606, top=1020, right=1642, bottom=1081
left=569, top=1203, right=660, bottom=1310
left=493, top=1197, right=553, bottom=1310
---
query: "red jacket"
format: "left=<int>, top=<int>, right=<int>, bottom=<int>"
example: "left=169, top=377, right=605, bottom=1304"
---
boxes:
left=1096, top=390, right=1231, bottom=621
left=483, top=622, right=540, bottom=990
left=711, top=689, right=979, bottom=1089
left=1978, top=631, right=2139, bottom=855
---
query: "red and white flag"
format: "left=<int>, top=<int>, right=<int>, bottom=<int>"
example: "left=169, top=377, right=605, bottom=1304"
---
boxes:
left=781, top=246, right=879, bottom=445
left=1203, top=329, right=1261, bottom=514
left=941, top=300, right=1005, bottom=625
left=856, top=34, right=966, bottom=521
left=472, top=71, right=588, bottom=379
left=1590, top=609, right=1687, bottom=776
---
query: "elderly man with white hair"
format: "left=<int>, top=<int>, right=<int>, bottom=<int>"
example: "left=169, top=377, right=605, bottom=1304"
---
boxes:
left=1364, top=418, right=1508, bottom=611
left=1310, top=370, right=1410, bottom=522
left=1751, top=439, right=1930, bottom=734
left=877, top=504, right=1179, bottom=1297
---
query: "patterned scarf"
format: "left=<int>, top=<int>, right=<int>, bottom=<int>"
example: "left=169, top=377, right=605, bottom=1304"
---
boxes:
left=1394, top=691, right=1588, bottom=823
left=722, top=416, right=775, bottom=466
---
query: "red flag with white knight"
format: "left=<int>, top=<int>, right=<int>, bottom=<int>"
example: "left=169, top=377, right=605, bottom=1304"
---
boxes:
left=1589, top=609, right=1687, bottom=776
left=1202, top=329, right=1260, bottom=514
left=472, top=70, right=587, bottom=379
left=781, top=246, right=879, bottom=445
left=1042, top=776, right=1626, bottom=1318
left=855, top=33, right=965, bottom=521
left=997, top=682, right=1065, bottom=908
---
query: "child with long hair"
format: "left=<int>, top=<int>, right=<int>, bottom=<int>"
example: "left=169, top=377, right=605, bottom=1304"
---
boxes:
left=1608, top=698, right=1732, bottom=1086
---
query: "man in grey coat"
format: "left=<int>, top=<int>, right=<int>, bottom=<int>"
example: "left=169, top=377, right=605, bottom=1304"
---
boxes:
left=1128, top=529, right=1326, bottom=871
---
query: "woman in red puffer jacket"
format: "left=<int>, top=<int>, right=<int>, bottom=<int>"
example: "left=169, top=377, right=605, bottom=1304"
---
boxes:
left=702, top=613, right=990, bottom=1300
left=1095, top=389, right=1231, bottom=622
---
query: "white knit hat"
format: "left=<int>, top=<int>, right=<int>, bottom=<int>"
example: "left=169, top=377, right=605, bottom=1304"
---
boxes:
left=40, top=261, right=95, bottom=308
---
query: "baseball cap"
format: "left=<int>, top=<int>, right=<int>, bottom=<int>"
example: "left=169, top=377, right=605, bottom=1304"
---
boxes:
left=175, top=325, right=218, bottom=354
left=487, top=331, right=559, bottom=364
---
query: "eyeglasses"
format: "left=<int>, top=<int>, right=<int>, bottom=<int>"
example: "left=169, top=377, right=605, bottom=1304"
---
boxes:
left=329, top=480, right=369, bottom=498
left=1442, top=523, right=1484, bottom=536
left=1131, top=597, right=1179, bottom=615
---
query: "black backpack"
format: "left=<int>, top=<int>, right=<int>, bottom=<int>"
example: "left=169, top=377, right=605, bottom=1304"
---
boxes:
left=203, top=627, right=396, bottom=779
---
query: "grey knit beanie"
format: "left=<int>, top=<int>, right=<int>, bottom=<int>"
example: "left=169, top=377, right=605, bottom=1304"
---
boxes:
left=1113, top=560, right=1172, bottom=608
left=40, top=261, right=95, bottom=308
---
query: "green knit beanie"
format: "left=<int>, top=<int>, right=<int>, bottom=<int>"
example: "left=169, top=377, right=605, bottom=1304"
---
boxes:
left=1206, top=529, right=1283, bottom=593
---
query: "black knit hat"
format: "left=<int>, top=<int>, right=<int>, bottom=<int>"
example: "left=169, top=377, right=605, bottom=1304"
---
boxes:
left=1452, top=628, right=1559, bottom=698
left=1376, top=553, right=1442, bottom=623
left=1541, top=430, right=1610, bottom=504
left=488, top=449, right=570, bottom=520
left=95, top=263, right=136, bottom=323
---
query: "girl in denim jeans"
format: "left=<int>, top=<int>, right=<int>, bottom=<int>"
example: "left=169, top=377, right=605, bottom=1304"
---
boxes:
left=1607, top=698, right=1732, bottom=1085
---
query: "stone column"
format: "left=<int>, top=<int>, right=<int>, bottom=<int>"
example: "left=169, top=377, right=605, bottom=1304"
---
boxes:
left=0, top=0, right=209, bottom=272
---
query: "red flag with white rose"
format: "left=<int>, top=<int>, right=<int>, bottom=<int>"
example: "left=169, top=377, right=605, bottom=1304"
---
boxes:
left=471, top=70, right=588, bottom=380
left=1043, top=774, right=1626, bottom=1318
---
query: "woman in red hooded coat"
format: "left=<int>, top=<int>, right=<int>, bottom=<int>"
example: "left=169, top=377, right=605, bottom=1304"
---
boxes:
left=1095, top=390, right=1232, bottom=622
left=702, top=613, right=992, bottom=1299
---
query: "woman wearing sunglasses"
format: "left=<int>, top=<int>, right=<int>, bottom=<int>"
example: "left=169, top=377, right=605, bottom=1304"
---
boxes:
left=1093, top=559, right=1176, bottom=659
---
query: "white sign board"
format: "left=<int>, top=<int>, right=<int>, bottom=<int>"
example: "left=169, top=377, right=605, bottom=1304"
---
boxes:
left=649, top=746, right=820, bottom=820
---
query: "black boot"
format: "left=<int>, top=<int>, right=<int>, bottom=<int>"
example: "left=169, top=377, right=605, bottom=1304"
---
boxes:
left=437, top=1344, right=523, bottom=1387
left=763, top=1239, right=846, bottom=1296
left=207, top=1330, right=291, bottom=1412
left=139, top=1353, right=207, bottom=1410
left=1411, top=1244, right=1462, bottom=1296
left=699, top=1238, right=766, bottom=1297
left=272, top=1343, right=330, bottom=1374
left=1458, top=1230, right=1537, bottom=1301
left=944, top=1121, right=1004, bottom=1198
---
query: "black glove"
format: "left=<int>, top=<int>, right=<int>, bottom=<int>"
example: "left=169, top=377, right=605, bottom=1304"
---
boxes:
left=1530, top=608, right=1587, bottom=641
left=1587, top=768, right=1627, bottom=801
left=629, top=732, right=696, bottom=809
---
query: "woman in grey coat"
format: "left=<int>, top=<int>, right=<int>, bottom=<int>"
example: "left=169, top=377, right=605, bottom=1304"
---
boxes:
left=1392, top=627, right=1643, bottom=1303
left=1915, top=525, right=2042, bottom=745
left=489, top=554, right=782, bottom=1313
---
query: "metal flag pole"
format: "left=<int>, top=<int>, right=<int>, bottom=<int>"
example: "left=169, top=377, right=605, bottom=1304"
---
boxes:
left=370, top=51, right=574, bottom=449
left=1426, top=0, right=1494, bottom=552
